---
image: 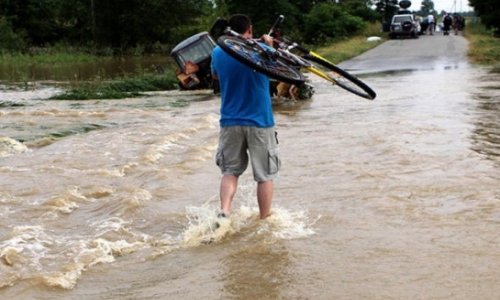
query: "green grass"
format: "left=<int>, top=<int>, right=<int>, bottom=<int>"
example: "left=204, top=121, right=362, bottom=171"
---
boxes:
left=3, top=23, right=388, bottom=100
left=0, top=50, right=102, bottom=65
left=314, top=22, right=386, bottom=64
left=51, top=72, right=178, bottom=100
left=465, top=20, right=500, bottom=66
left=1, top=46, right=179, bottom=99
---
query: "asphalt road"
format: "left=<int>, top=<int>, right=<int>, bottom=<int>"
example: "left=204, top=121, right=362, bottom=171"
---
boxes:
left=339, top=33, right=469, bottom=75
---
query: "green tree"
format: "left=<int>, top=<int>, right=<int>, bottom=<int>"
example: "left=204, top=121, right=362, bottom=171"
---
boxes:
left=420, top=0, right=435, bottom=15
left=373, top=0, right=399, bottom=22
left=0, top=16, right=26, bottom=51
left=0, top=0, right=64, bottom=46
left=89, top=0, right=213, bottom=51
left=469, top=0, right=500, bottom=35
left=339, top=0, right=378, bottom=22
left=304, top=2, right=366, bottom=43
left=217, top=0, right=300, bottom=36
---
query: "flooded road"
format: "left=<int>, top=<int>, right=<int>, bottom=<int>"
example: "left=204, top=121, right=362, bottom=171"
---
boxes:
left=1, top=35, right=500, bottom=299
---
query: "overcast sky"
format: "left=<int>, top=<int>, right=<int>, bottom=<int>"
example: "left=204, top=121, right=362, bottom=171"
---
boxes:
left=409, top=0, right=473, bottom=12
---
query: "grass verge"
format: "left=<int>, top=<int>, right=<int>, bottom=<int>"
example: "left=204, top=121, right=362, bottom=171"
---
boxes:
left=0, top=52, right=101, bottom=65
left=5, top=23, right=386, bottom=100
left=464, top=20, right=500, bottom=67
left=51, top=72, right=178, bottom=100
left=314, top=22, right=386, bottom=64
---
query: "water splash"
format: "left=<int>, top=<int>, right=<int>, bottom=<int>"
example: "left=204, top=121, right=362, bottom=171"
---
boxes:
left=0, top=136, right=30, bottom=157
left=181, top=187, right=317, bottom=247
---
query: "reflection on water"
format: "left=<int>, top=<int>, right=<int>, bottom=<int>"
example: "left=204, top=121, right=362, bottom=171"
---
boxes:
left=222, top=242, right=290, bottom=299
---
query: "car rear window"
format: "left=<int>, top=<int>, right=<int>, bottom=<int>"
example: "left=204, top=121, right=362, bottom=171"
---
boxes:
left=393, top=16, right=412, bottom=23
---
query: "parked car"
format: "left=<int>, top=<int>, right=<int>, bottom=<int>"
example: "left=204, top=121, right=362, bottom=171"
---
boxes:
left=170, top=32, right=216, bottom=90
left=389, top=14, right=419, bottom=39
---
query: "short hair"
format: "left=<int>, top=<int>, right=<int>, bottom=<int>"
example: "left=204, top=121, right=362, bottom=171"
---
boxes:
left=229, top=14, right=252, bottom=34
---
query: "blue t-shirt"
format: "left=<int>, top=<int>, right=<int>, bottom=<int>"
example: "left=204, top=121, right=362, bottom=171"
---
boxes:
left=211, top=45, right=274, bottom=128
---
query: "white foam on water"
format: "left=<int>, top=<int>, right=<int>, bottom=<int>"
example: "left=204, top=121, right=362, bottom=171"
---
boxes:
left=0, top=226, right=54, bottom=270
left=36, top=217, right=157, bottom=289
left=42, top=186, right=88, bottom=214
left=0, top=182, right=317, bottom=290
left=181, top=184, right=318, bottom=247
left=142, top=132, right=187, bottom=163
left=0, top=136, right=30, bottom=157
left=261, top=207, right=319, bottom=240
left=40, top=238, right=147, bottom=289
left=0, top=84, right=62, bottom=101
left=89, top=217, right=130, bottom=236
left=40, top=265, right=84, bottom=289
left=182, top=201, right=237, bottom=247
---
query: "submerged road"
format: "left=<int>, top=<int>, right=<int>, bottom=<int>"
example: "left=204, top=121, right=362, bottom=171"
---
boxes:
left=1, top=32, right=499, bottom=299
left=340, top=33, right=469, bottom=74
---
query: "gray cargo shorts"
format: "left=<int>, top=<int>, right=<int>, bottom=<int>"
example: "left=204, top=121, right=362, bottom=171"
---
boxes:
left=215, top=126, right=281, bottom=182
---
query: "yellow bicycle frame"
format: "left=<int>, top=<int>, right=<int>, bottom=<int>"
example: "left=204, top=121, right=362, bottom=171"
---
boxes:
left=301, top=51, right=339, bottom=84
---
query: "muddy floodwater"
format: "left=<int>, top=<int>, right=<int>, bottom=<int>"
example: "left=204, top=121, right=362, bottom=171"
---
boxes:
left=1, top=35, right=499, bottom=299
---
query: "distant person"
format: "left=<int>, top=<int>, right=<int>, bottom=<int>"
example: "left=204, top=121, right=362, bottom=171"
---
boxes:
left=419, top=16, right=429, bottom=35
left=427, top=14, right=435, bottom=35
left=443, top=13, right=453, bottom=35
left=415, top=15, right=422, bottom=35
left=211, top=14, right=278, bottom=220
left=453, top=14, right=465, bottom=35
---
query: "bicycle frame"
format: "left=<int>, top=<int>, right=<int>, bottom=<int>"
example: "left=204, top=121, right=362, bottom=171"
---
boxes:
left=217, top=15, right=376, bottom=99
left=274, top=39, right=339, bottom=85
left=271, top=33, right=376, bottom=100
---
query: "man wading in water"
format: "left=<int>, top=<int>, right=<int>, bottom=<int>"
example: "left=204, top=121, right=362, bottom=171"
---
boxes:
left=211, top=14, right=280, bottom=219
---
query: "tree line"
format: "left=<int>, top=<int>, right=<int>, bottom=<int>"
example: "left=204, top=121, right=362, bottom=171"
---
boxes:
left=0, top=0, right=387, bottom=54
left=1, top=0, right=496, bottom=55
left=468, top=0, right=500, bottom=36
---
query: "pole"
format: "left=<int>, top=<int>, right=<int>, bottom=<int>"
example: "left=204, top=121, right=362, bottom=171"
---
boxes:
left=91, top=0, right=96, bottom=44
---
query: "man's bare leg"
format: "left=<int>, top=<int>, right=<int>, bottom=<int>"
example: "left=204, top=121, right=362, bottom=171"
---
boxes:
left=220, top=174, right=238, bottom=215
left=257, top=180, right=273, bottom=219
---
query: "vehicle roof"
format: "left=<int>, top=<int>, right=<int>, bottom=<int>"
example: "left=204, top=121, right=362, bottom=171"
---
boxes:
left=170, top=32, right=211, bottom=56
left=392, top=14, right=415, bottom=22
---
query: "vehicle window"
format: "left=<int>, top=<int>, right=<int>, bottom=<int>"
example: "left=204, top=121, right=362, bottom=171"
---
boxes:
left=393, top=16, right=412, bottom=23
left=178, top=38, right=215, bottom=65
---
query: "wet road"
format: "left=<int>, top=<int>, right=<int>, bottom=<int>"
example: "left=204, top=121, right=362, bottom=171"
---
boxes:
left=1, top=34, right=499, bottom=299
left=339, top=33, right=469, bottom=74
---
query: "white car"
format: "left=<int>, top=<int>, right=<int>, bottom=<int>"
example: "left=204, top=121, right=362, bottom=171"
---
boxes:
left=389, top=14, right=420, bottom=39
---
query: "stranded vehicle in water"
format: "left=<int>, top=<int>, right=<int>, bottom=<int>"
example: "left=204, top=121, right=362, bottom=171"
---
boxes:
left=170, top=32, right=216, bottom=91
left=170, top=25, right=314, bottom=100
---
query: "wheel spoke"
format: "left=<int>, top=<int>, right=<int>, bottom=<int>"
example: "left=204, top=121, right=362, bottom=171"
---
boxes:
left=217, top=36, right=305, bottom=85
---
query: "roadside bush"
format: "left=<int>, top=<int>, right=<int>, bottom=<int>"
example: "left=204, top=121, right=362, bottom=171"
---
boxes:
left=303, top=3, right=366, bottom=44
left=0, top=17, right=26, bottom=52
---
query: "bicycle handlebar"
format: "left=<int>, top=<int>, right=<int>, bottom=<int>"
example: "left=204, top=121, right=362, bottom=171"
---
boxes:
left=268, top=15, right=284, bottom=37
left=267, top=15, right=311, bottom=55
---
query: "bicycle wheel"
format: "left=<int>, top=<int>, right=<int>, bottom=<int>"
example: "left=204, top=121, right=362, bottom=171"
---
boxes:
left=302, top=54, right=376, bottom=100
left=217, top=35, right=305, bottom=85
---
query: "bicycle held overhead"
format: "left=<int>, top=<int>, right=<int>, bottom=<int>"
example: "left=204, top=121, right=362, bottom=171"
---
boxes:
left=216, top=15, right=376, bottom=100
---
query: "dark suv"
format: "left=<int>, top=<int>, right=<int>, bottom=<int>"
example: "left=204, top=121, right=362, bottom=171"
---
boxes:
left=389, top=14, right=419, bottom=39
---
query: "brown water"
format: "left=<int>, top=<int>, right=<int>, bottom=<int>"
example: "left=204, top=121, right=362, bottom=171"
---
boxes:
left=1, top=53, right=500, bottom=298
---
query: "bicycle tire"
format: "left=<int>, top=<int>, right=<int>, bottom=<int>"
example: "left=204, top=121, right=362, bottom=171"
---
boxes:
left=302, top=54, right=376, bottom=100
left=217, top=35, right=305, bottom=85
